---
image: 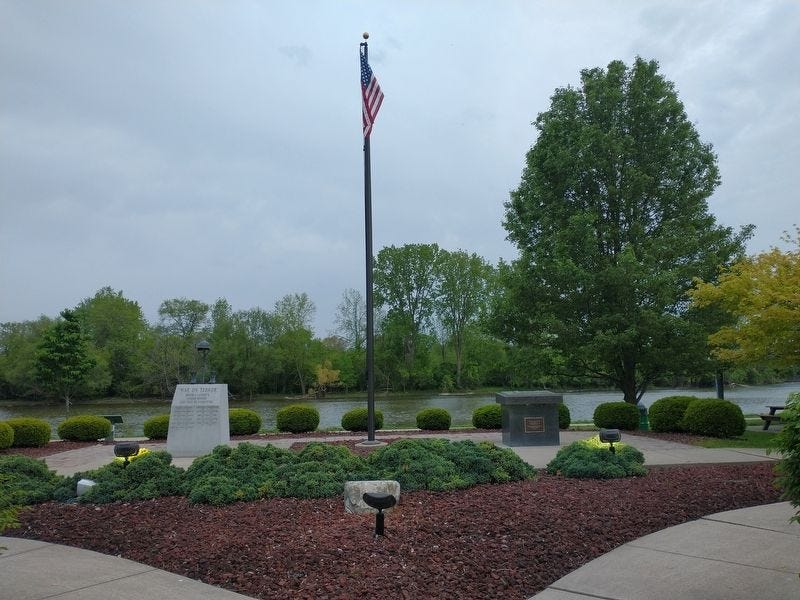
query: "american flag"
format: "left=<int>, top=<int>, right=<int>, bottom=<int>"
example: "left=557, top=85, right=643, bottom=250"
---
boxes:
left=360, top=47, right=384, bottom=139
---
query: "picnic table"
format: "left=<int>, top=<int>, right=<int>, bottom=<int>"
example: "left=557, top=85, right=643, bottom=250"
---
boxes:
left=760, top=405, right=785, bottom=430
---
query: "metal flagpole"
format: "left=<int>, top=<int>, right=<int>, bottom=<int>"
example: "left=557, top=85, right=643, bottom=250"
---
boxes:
left=361, top=35, right=377, bottom=443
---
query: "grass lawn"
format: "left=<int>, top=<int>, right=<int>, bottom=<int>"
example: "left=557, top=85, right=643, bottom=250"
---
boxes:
left=693, top=430, right=780, bottom=449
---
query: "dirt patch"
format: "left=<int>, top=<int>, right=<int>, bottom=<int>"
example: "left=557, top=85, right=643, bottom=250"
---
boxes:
left=7, top=462, right=780, bottom=599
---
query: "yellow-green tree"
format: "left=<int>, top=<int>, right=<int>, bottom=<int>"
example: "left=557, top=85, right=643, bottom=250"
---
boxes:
left=689, top=230, right=800, bottom=368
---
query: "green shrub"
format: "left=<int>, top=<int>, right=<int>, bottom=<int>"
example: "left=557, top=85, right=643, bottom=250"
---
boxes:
left=276, top=404, right=320, bottom=433
left=58, top=451, right=184, bottom=504
left=558, top=403, right=571, bottom=429
left=547, top=435, right=646, bottom=478
left=681, top=399, right=746, bottom=438
left=472, top=404, right=501, bottom=429
left=416, top=408, right=451, bottom=431
left=57, top=415, right=112, bottom=442
left=229, top=408, right=262, bottom=435
left=5, top=418, right=51, bottom=447
left=771, top=392, right=800, bottom=522
left=0, top=422, right=13, bottom=450
left=143, top=414, right=170, bottom=440
left=593, top=402, right=639, bottom=430
left=368, top=438, right=535, bottom=491
left=340, top=407, right=384, bottom=432
left=0, top=455, right=68, bottom=508
left=649, top=396, right=698, bottom=432
left=183, top=442, right=294, bottom=504
left=267, top=444, right=371, bottom=499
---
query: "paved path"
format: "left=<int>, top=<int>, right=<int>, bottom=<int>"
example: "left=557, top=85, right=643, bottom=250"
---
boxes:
left=529, top=501, right=800, bottom=600
left=2, top=431, right=796, bottom=600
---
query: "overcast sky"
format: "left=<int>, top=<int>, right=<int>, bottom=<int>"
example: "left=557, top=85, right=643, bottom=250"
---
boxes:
left=1, top=1, right=798, bottom=336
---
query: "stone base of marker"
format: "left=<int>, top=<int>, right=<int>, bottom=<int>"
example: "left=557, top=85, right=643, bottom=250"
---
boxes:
left=167, top=383, right=230, bottom=458
left=496, top=390, right=562, bottom=446
left=344, top=480, right=400, bottom=514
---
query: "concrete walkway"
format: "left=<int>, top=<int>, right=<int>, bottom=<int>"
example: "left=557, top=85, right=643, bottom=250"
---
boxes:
left=529, top=501, right=800, bottom=600
left=2, top=431, right=796, bottom=600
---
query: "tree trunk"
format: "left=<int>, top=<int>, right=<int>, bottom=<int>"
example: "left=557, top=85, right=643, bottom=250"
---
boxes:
left=620, top=359, right=638, bottom=404
left=454, top=335, right=463, bottom=389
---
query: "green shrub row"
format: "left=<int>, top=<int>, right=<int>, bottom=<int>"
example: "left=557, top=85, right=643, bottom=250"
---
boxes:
left=2, top=418, right=51, bottom=447
left=593, top=402, right=640, bottom=430
left=547, top=435, right=646, bottom=479
left=37, top=438, right=535, bottom=506
left=646, top=396, right=746, bottom=438
left=57, top=416, right=112, bottom=442
left=340, top=407, right=384, bottom=432
left=0, top=422, right=13, bottom=450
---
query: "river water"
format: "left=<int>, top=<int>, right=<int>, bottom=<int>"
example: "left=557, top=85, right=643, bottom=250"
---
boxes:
left=1, top=383, right=797, bottom=438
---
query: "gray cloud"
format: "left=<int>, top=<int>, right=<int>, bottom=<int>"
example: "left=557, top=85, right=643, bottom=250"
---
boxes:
left=1, top=1, right=797, bottom=335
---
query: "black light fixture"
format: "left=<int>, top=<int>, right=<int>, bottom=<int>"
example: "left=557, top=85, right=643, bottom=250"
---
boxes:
left=196, top=340, right=210, bottom=384
left=599, top=428, right=621, bottom=454
left=362, top=492, right=396, bottom=537
left=114, top=442, right=140, bottom=467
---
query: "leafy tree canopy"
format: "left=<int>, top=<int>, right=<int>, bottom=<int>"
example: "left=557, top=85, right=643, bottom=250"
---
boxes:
left=690, top=230, right=800, bottom=368
left=500, top=57, right=752, bottom=402
left=35, top=309, right=96, bottom=410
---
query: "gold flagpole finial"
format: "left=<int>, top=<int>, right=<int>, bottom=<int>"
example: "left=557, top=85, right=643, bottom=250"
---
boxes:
left=362, top=32, right=369, bottom=40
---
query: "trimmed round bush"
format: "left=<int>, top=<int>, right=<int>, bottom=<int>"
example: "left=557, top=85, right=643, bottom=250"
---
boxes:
left=649, top=395, right=699, bottom=432
left=416, top=407, right=451, bottom=431
left=682, top=399, right=746, bottom=438
left=143, top=414, right=170, bottom=440
left=229, top=408, right=262, bottom=435
left=547, top=435, right=646, bottom=479
left=340, top=407, right=384, bottom=432
left=593, top=402, right=639, bottom=430
left=57, top=415, right=112, bottom=442
left=6, top=418, right=51, bottom=447
left=558, top=403, right=571, bottom=430
left=276, top=404, right=320, bottom=433
left=472, top=404, right=502, bottom=429
left=0, top=421, right=14, bottom=450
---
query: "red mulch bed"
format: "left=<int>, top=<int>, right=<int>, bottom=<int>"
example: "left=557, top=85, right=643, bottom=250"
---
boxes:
left=7, top=461, right=780, bottom=599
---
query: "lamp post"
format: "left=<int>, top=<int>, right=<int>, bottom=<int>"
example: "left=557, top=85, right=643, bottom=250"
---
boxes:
left=196, top=340, right=210, bottom=384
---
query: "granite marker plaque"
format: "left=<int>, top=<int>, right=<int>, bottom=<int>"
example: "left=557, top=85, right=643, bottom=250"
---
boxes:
left=167, top=384, right=230, bottom=457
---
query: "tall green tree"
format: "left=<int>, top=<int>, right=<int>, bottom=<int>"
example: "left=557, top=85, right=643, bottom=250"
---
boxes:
left=436, top=250, right=493, bottom=387
left=374, top=243, right=442, bottom=372
left=35, top=309, right=96, bottom=413
left=334, top=288, right=366, bottom=351
left=74, top=287, right=150, bottom=396
left=501, top=57, right=751, bottom=403
left=273, top=293, right=315, bottom=336
left=157, top=298, right=210, bottom=338
left=0, top=317, right=52, bottom=398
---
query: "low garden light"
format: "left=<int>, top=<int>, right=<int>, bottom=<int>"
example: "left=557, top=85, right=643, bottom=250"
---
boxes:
left=362, top=492, right=396, bottom=537
left=599, top=428, right=621, bottom=454
left=114, top=442, right=140, bottom=467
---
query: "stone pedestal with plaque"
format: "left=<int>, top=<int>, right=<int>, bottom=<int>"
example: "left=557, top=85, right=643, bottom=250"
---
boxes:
left=167, top=384, right=230, bottom=458
left=496, top=390, right=562, bottom=446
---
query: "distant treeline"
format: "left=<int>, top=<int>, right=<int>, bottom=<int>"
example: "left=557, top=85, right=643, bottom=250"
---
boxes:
left=1, top=282, right=795, bottom=403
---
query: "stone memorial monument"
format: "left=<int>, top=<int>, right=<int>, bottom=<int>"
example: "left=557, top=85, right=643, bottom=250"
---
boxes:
left=496, top=390, right=562, bottom=446
left=167, top=383, right=230, bottom=457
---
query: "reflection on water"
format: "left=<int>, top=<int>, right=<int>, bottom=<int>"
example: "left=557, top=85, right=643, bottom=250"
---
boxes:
left=1, top=383, right=797, bottom=438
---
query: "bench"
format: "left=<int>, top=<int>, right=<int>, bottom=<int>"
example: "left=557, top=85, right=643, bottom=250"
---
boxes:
left=760, top=406, right=785, bottom=430
left=101, top=415, right=124, bottom=440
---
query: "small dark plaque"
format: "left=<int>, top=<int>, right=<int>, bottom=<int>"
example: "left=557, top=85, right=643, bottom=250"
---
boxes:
left=524, top=417, right=545, bottom=433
